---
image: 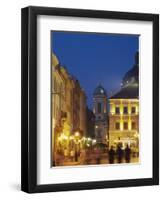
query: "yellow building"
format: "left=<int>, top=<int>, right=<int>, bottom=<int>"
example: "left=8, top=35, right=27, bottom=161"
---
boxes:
left=60, top=67, right=73, bottom=136
left=79, top=89, right=87, bottom=136
left=51, top=53, right=87, bottom=164
left=93, top=84, right=108, bottom=143
left=109, top=52, right=139, bottom=150
left=52, top=53, right=66, bottom=163
left=71, top=77, right=87, bottom=136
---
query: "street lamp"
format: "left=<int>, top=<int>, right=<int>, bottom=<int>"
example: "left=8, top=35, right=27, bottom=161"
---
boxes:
left=75, top=131, right=80, bottom=137
left=74, top=131, right=80, bottom=162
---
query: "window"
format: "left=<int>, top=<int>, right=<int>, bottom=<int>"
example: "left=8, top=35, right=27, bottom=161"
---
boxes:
left=123, top=122, right=128, bottom=130
left=115, top=122, right=120, bottom=130
left=123, top=106, right=128, bottom=114
left=131, top=106, right=136, bottom=114
left=97, top=102, right=102, bottom=113
left=132, top=122, right=136, bottom=129
left=115, top=107, right=120, bottom=114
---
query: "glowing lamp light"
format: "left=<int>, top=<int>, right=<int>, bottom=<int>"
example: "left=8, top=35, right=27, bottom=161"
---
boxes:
left=69, top=136, right=74, bottom=140
left=75, top=131, right=80, bottom=137
left=92, top=139, right=96, bottom=143
left=63, top=135, right=68, bottom=140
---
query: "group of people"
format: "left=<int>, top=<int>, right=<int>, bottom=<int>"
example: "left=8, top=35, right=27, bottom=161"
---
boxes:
left=108, top=144, right=131, bottom=164
left=54, top=144, right=136, bottom=166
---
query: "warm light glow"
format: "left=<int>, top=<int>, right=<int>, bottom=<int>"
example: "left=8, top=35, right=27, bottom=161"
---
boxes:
left=120, top=120, right=123, bottom=131
left=110, top=102, right=115, bottom=115
left=128, top=119, right=131, bottom=130
left=63, top=135, right=68, bottom=140
left=134, top=132, right=139, bottom=138
left=82, top=137, right=86, bottom=140
left=69, top=135, right=74, bottom=140
left=75, top=131, right=80, bottom=137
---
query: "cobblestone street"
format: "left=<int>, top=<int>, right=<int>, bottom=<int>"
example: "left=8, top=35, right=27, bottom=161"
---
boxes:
left=55, top=151, right=139, bottom=167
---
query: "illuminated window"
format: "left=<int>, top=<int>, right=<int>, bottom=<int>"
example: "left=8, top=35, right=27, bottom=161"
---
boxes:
left=131, top=107, right=136, bottom=114
left=132, top=122, right=136, bottom=129
left=123, top=122, right=128, bottom=130
left=97, top=102, right=102, bottom=113
left=115, top=122, right=120, bottom=130
left=123, top=106, right=128, bottom=114
left=115, top=107, right=120, bottom=114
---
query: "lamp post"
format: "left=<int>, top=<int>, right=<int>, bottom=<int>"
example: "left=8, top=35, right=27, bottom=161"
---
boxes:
left=74, top=131, right=80, bottom=162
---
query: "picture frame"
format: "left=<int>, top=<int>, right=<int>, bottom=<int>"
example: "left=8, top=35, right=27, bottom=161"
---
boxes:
left=21, top=6, right=159, bottom=193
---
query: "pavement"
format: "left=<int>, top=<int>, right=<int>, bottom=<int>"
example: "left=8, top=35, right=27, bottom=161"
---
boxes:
left=55, top=152, right=139, bottom=167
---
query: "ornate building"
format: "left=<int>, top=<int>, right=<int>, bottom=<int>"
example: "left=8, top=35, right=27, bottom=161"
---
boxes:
left=109, top=52, right=139, bottom=150
left=86, top=107, right=95, bottom=139
left=51, top=53, right=87, bottom=164
left=79, top=89, right=87, bottom=136
left=93, top=84, right=108, bottom=143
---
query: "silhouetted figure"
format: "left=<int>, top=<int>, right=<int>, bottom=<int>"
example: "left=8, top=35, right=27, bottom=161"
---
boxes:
left=108, top=146, right=115, bottom=164
left=70, top=150, right=74, bottom=162
left=116, top=145, right=123, bottom=163
left=125, top=145, right=131, bottom=163
left=75, top=146, right=78, bottom=162
left=95, top=148, right=101, bottom=164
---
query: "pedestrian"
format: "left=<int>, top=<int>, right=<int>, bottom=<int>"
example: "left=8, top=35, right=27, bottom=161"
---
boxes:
left=116, top=144, right=123, bottom=163
left=75, top=146, right=78, bottom=162
left=85, top=148, right=90, bottom=164
left=124, top=144, right=131, bottom=163
left=95, top=147, right=101, bottom=164
left=70, top=149, right=74, bottom=162
left=108, top=146, right=115, bottom=164
left=80, top=149, right=86, bottom=164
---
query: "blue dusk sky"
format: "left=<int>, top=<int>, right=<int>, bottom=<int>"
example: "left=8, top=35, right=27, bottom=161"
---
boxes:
left=52, top=31, right=139, bottom=109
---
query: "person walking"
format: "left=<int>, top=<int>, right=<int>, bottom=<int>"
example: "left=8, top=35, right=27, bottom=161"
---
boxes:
left=116, top=144, right=123, bottom=163
left=124, top=144, right=131, bottom=163
left=95, top=147, right=101, bottom=164
left=108, top=146, right=115, bottom=164
left=70, top=149, right=74, bottom=162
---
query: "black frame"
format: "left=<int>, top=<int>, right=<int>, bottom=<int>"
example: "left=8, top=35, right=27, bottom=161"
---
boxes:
left=21, top=6, right=159, bottom=193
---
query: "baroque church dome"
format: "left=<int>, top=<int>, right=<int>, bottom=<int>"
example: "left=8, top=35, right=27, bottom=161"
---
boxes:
left=110, top=51, right=139, bottom=99
left=122, top=51, right=139, bottom=87
left=93, top=84, right=107, bottom=96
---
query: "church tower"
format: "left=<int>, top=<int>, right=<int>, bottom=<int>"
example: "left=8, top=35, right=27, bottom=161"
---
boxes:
left=93, top=84, right=108, bottom=143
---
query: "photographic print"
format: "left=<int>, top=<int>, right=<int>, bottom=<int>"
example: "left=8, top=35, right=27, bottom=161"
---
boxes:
left=51, top=31, right=139, bottom=167
left=21, top=6, right=159, bottom=193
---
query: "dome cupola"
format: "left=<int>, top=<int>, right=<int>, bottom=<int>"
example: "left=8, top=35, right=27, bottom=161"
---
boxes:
left=121, top=51, right=139, bottom=87
left=93, top=84, right=107, bottom=96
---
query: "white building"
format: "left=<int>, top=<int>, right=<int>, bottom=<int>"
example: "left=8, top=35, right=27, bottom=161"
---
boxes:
left=93, top=84, right=108, bottom=143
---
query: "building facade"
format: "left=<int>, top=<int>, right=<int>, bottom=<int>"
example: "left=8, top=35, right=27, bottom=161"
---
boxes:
left=79, top=89, right=87, bottom=136
left=86, top=107, right=95, bottom=139
left=51, top=53, right=87, bottom=164
left=109, top=52, right=139, bottom=150
left=93, top=85, right=108, bottom=143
